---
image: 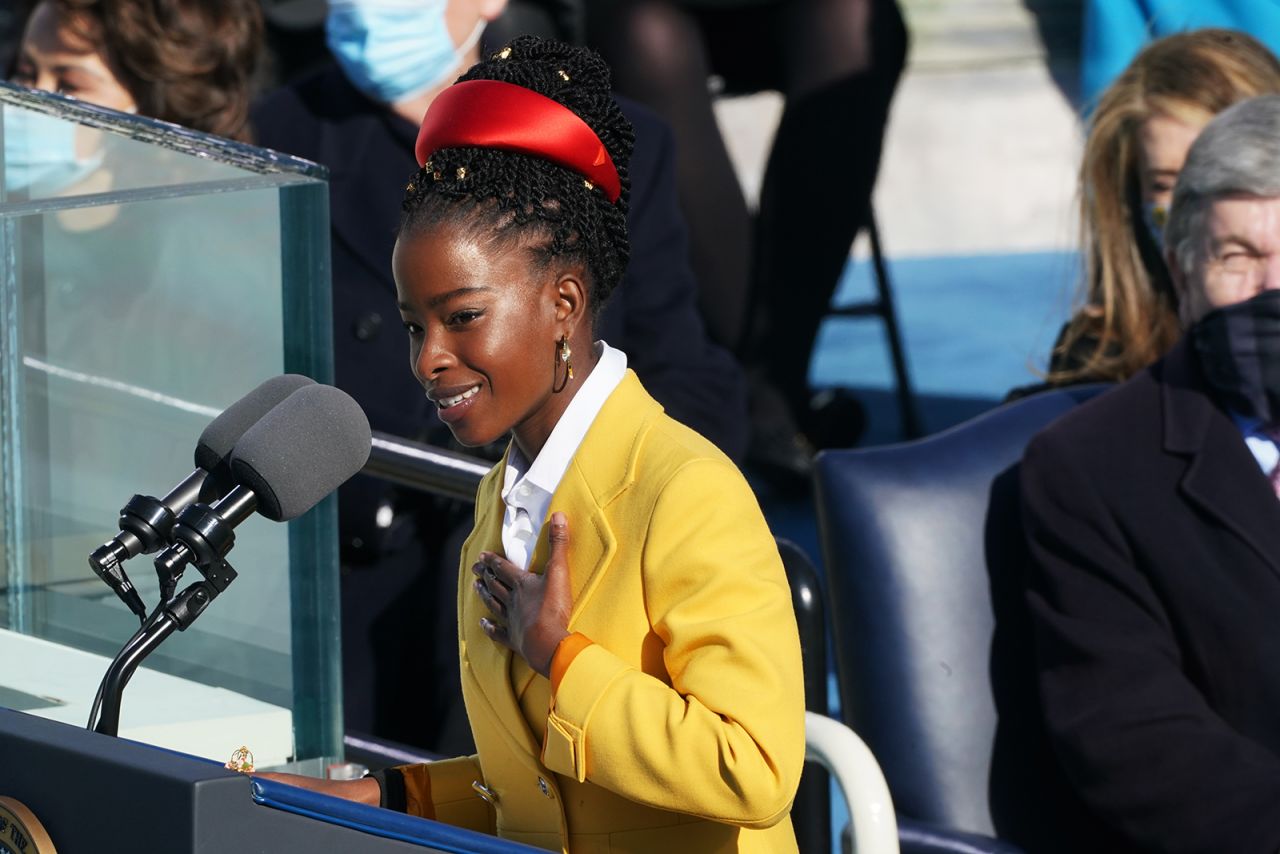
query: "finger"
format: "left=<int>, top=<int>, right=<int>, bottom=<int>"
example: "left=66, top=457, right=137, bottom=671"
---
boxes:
left=473, top=579, right=506, bottom=617
left=481, top=550, right=521, bottom=589
left=472, top=560, right=509, bottom=596
left=545, top=512, right=570, bottom=558
left=478, top=571, right=510, bottom=606
left=545, top=511, right=571, bottom=574
left=480, top=617, right=511, bottom=648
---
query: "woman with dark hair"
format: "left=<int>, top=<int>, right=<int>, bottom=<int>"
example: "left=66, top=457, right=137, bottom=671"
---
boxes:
left=259, top=36, right=806, bottom=853
left=11, top=0, right=262, bottom=140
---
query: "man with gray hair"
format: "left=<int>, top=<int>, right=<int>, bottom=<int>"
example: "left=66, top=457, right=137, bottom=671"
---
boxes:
left=1021, top=94, right=1280, bottom=853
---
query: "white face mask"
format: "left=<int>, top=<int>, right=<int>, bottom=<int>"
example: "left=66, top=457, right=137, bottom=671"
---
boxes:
left=3, top=107, right=104, bottom=199
left=326, top=0, right=486, bottom=105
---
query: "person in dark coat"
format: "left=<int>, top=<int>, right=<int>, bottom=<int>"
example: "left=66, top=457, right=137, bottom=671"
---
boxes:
left=250, top=0, right=747, bottom=750
left=1021, top=94, right=1280, bottom=853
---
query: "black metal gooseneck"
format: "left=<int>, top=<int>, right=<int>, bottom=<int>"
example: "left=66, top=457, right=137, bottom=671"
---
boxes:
left=87, top=490, right=254, bottom=736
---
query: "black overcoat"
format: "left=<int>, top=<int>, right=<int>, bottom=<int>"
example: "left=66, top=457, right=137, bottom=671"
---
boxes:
left=1022, top=338, right=1280, bottom=854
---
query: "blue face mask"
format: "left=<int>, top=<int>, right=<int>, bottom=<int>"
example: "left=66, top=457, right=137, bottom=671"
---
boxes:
left=326, top=0, right=486, bottom=105
left=3, top=106, right=103, bottom=199
left=1143, top=200, right=1168, bottom=250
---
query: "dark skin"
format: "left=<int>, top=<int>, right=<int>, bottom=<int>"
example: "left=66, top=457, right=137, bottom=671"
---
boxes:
left=393, top=222, right=600, bottom=464
left=394, top=221, right=596, bottom=676
left=472, top=513, right=572, bottom=677
left=254, top=218, right=599, bottom=801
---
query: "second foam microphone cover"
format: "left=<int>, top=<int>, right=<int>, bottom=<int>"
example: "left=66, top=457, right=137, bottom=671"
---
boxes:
left=229, top=385, right=372, bottom=522
left=194, top=374, right=316, bottom=495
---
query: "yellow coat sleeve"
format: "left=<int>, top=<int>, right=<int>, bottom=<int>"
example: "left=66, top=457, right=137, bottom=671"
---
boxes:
left=542, top=457, right=806, bottom=828
left=395, top=755, right=495, bottom=833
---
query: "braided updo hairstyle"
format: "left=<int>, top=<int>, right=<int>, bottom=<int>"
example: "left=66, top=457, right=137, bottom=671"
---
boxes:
left=400, top=36, right=634, bottom=314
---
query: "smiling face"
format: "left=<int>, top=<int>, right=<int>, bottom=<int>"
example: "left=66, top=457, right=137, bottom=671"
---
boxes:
left=11, top=2, right=136, bottom=113
left=394, top=219, right=591, bottom=456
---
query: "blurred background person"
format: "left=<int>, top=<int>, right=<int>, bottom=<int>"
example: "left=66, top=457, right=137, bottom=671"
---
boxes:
left=9, top=0, right=263, bottom=141
left=586, top=0, right=907, bottom=480
left=5, top=0, right=268, bottom=370
left=251, top=0, right=749, bottom=751
left=1012, top=29, right=1280, bottom=398
left=0, top=4, right=27, bottom=77
left=1, top=0, right=290, bottom=631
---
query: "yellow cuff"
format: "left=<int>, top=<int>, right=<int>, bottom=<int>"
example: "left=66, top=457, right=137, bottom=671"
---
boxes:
left=550, top=632, right=594, bottom=694
left=543, top=643, right=630, bottom=781
left=398, top=756, right=494, bottom=834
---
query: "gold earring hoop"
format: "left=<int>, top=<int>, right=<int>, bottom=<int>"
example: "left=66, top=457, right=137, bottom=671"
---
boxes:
left=553, top=335, right=574, bottom=393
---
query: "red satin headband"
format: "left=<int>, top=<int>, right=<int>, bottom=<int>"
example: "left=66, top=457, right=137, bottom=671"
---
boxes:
left=414, top=79, right=622, bottom=204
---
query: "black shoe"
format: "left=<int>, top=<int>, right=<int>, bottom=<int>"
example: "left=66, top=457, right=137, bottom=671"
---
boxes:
left=745, top=375, right=816, bottom=496
left=746, top=428, right=816, bottom=496
left=800, top=389, right=866, bottom=450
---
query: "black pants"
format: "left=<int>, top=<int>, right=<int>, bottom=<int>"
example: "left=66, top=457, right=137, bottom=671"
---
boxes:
left=588, top=0, right=907, bottom=419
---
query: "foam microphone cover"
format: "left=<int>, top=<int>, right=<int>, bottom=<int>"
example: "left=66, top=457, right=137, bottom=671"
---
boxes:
left=229, top=384, right=372, bottom=522
left=194, top=374, right=316, bottom=472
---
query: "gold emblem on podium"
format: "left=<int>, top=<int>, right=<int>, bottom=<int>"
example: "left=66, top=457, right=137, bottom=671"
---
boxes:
left=0, top=797, right=56, bottom=854
left=225, top=745, right=255, bottom=773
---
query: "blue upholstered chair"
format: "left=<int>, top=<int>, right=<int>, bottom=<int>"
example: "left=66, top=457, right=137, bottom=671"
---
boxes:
left=814, top=384, right=1113, bottom=853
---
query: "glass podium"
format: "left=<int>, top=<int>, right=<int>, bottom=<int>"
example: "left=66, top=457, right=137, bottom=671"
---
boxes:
left=0, top=82, right=341, bottom=767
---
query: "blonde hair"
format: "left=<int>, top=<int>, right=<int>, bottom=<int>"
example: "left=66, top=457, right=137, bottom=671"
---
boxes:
left=1052, top=28, right=1280, bottom=384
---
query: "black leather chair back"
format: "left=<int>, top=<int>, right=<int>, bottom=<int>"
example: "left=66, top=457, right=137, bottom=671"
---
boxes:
left=814, top=384, right=1110, bottom=849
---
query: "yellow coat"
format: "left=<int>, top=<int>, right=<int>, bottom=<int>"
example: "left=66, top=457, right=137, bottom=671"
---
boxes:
left=399, top=371, right=806, bottom=853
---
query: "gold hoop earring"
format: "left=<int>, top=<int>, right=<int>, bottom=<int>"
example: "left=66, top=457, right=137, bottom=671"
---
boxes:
left=553, top=335, right=574, bottom=393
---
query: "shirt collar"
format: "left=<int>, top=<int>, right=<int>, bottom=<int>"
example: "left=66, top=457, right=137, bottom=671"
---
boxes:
left=502, top=340, right=628, bottom=503
left=1230, top=410, right=1280, bottom=475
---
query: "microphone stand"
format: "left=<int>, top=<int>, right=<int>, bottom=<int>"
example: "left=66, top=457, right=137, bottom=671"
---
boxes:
left=87, top=493, right=251, bottom=737
left=89, top=560, right=237, bottom=736
left=87, top=477, right=208, bottom=625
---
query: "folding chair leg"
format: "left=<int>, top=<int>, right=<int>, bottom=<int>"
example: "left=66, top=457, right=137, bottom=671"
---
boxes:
left=867, top=211, right=922, bottom=439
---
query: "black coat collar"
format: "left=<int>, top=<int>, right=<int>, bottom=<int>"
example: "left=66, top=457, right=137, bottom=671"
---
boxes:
left=303, top=66, right=419, bottom=294
left=1160, top=338, right=1280, bottom=576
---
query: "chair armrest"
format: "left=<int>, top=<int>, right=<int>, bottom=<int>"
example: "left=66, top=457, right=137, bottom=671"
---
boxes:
left=805, top=711, right=899, bottom=854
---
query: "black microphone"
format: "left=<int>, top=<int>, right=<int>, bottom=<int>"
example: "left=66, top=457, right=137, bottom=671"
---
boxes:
left=88, top=374, right=316, bottom=620
left=152, top=384, right=372, bottom=585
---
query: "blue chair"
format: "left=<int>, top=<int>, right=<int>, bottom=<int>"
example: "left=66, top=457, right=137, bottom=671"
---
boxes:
left=814, top=384, right=1113, bottom=852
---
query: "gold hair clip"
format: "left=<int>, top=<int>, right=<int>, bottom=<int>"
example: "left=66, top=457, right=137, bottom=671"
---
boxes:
left=558, top=70, right=570, bottom=82
left=405, top=181, right=416, bottom=192
left=456, top=167, right=467, bottom=180
left=432, top=170, right=442, bottom=181
left=583, top=180, right=594, bottom=191
left=225, top=746, right=255, bottom=773
left=497, top=47, right=512, bottom=60
left=424, top=159, right=433, bottom=171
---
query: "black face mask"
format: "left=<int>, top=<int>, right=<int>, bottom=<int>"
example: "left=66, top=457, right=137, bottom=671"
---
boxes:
left=1192, top=289, right=1280, bottom=427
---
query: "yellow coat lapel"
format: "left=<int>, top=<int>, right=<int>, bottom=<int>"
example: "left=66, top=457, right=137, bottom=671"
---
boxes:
left=460, top=371, right=662, bottom=769
left=459, top=454, right=544, bottom=773
left=530, top=371, right=658, bottom=623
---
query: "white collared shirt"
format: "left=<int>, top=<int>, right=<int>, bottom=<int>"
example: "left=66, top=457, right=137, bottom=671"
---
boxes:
left=499, top=341, right=628, bottom=569
left=1231, top=411, right=1280, bottom=476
